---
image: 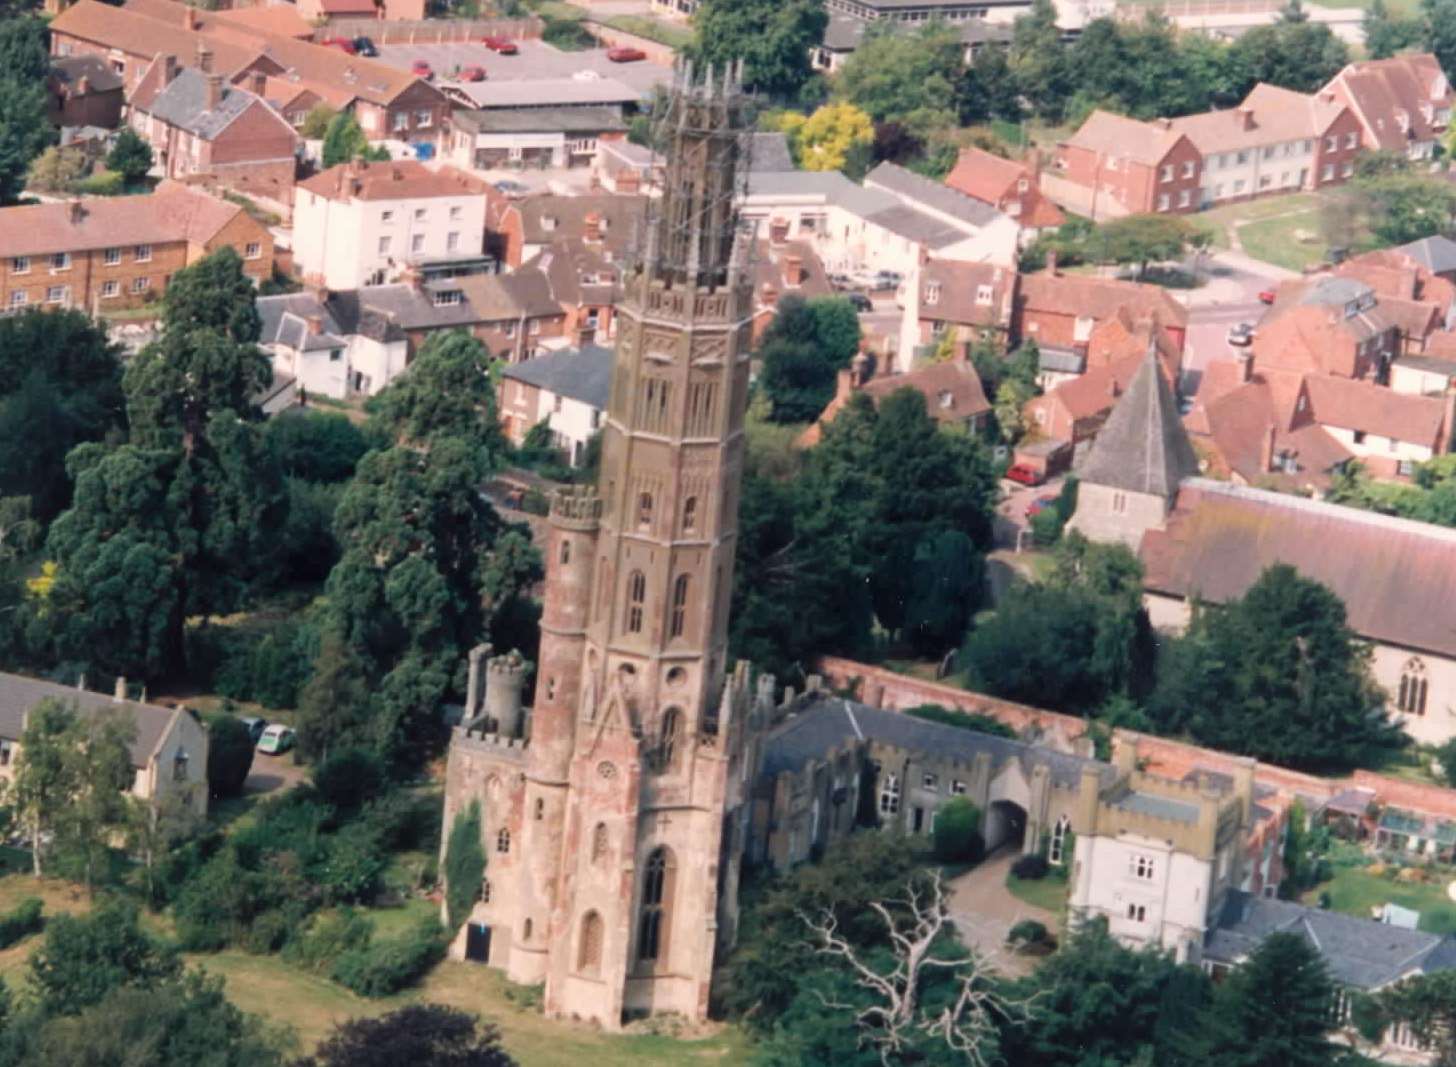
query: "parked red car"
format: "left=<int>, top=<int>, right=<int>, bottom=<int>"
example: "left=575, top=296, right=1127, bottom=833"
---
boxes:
left=411, top=59, right=434, bottom=79
left=482, top=34, right=518, bottom=54
left=1005, top=463, right=1046, bottom=487
left=607, top=46, right=647, bottom=62
left=460, top=65, right=487, bottom=82
left=320, top=36, right=356, bottom=54
left=1258, top=288, right=1277, bottom=304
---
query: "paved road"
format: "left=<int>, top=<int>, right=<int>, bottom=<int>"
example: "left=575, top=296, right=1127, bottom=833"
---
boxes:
left=1178, top=249, right=1294, bottom=397
left=946, top=848, right=1057, bottom=977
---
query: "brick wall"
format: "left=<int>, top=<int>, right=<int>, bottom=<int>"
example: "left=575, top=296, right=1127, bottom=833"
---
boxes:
left=1, top=239, right=188, bottom=313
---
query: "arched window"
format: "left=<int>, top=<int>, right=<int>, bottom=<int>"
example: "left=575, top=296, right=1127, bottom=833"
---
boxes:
left=579, top=911, right=604, bottom=975
left=560, top=539, right=572, bottom=565
left=879, top=772, right=901, bottom=816
left=656, top=707, right=681, bottom=771
left=637, top=492, right=654, bottom=530
left=669, top=574, right=689, bottom=638
left=682, top=496, right=698, bottom=533
left=626, top=570, right=646, bottom=633
left=1398, top=658, right=1429, bottom=716
left=479, top=878, right=491, bottom=903
left=523, top=918, right=532, bottom=942
left=1049, top=814, right=1071, bottom=866
left=591, top=822, right=608, bottom=863
left=637, top=847, right=675, bottom=964
left=497, top=829, right=511, bottom=854
left=534, top=798, right=544, bottom=821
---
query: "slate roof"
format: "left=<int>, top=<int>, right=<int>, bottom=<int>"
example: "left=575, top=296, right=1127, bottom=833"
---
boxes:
left=864, top=161, right=1006, bottom=228
left=0, top=672, right=186, bottom=770
left=1075, top=350, right=1199, bottom=497
left=50, top=54, right=124, bottom=94
left=500, top=343, right=613, bottom=409
left=451, top=106, right=626, bottom=135
left=760, top=694, right=1114, bottom=789
left=259, top=290, right=404, bottom=346
left=1397, top=235, right=1456, bottom=276
left=748, top=132, right=795, bottom=173
left=1140, top=478, right=1456, bottom=658
left=1113, top=790, right=1201, bottom=824
left=1205, top=890, right=1456, bottom=989
left=142, top=67, right=260, bottom=139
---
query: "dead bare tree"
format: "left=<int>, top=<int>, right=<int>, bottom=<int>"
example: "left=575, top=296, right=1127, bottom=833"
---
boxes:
left=803, top=871, right=1028, bottom=1066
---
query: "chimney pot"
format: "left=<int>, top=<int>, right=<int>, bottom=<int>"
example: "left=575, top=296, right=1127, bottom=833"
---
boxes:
left=68, top=200, right=84, bottom=224
left=204, top=72, right=223, bottom=111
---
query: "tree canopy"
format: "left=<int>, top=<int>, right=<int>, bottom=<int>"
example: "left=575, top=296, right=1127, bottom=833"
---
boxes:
left=756, top=295, right=862, bottom=424
left=687, top=0, right=826, bottom=101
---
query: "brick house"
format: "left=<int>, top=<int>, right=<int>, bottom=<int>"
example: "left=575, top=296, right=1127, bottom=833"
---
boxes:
left=498, top=343, right=613, bottom=464
left=944, top=146, right=1064, bottom=242
left=752, top=238, right=833, bottom=343
left=47, top=55, right=125, bottom=129
left=128, top=54, right=298, bottom=191
left=1323, top=53, right=1455, bottom=162
left=1168, top=83, right=1363, bottom=207
left=1251, top=276, right=1402, bottom=380
left=1052, top=110, right=1202, bottom=218
left=901, top=258, right=1016, bottom=366
left=0, top=182, right=274, bottom=314
left=486, top=192, right=647, bottom=269
left=799, top=353, right=991, bottom=448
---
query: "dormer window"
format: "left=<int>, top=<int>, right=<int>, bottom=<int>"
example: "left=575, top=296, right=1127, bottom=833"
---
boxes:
left=975, top=284, right=993, bottom=306
left=938, top=390, right=954, bottom=410
left=925, top=282, right=940, bottom=305
left=541, top=216, right=557, bottom=232
left=433, top=290, right=462, bottom=307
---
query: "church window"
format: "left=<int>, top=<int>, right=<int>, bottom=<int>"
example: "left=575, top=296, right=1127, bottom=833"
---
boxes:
left=639, top=377, right=672, bottom=433
left=534, top=798, right=544, bottom=821
left=579, top=911, right=604, bottom=974
left=592, top=822, right=608, bottom=862
left=682, top=496, right=698, bottom=533
left=637, top=847, right=675, bottom=963
left=686, top=381, right=717, bottom=436
left=669, top=575, right=690, bottom=638
left=1398, top=658, right=1429, bottom=716
left=879, top=772, right=901, bottom=815
left=637, top=492, right=654, bottom=531
left=497, top=829, right=511, bottom=854
left=657, top=707, right=681, bottom=771
left=626, top=571, right=646, bottom=633
left=480, top=878, right=491, bottom=902
left=560, top=539, right=572, bottom=565
left=1049, top=815, right=1070, bottom=866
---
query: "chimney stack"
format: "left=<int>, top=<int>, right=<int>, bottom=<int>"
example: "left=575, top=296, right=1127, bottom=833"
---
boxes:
left=583, top=211, right=602, bottom=243
left=784, top=253, right=803, bottom=287
left=305, top=313, right=324, bottom=335
left=161, top=53, right=178, bottom=86
left=1238, top=106, right=1255, bottom=130
left=113, top=675, right=127, bottom=702
left=1235, top=349, right=1252, bottom=383
left=251, top=70, right=267, bottom=97
left=184, top=5, right=197, bottom=30
left=68, top=200, right=84, bottom=225
left=204, top=72, right=223, bottom=110
left=196, top=44, right=213, bottom=75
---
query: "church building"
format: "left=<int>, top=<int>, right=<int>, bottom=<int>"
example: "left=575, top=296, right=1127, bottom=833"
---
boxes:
left=438, top=66, right=773, bottom=1030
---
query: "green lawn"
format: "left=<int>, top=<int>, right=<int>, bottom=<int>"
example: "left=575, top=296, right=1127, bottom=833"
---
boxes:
left=1302, top=866, right=1456, bottom=934
left=1238, top=208, right=1348, bottom=272
left=1007, top=873, right=1070, bottom=915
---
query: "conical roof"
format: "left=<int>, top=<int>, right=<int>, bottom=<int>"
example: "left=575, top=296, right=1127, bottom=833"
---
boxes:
left=1076, top=350, right=1198, bottom=497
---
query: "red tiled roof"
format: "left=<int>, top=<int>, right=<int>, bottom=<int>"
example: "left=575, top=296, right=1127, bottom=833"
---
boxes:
left=1170, top=83, right=1347, bottom=155
left=53, top=1, right=260, bottom=74
left=1141, top=480, right=1456, bottom=658
left=1303, top=374, right=1449, bottom=448
left=1063, top=110, right=1190, bottom=166
left=859, top=358, right=991, bottom=420
left=1188, top=372, right=1352, bottom=490
left=1017, top=271, right=1189, bottom=330
left=297, top=160, right=489, bottom=201
left=945, top=147, right=1025, bottom=205
left=212, top=5, right=314, bottom=38
left=1324, top=54, right=1454, bottom=152
left=0, top=182, right=247, bottom=258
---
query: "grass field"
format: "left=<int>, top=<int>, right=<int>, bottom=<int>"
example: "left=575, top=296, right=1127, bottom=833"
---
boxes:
left=1236, top=209, right=1338, bottom=271
left=1007, top=873, right=1070, bottom=915
left=1302, top=866, right=1456, bottom=935
left=0, top=875, right=751, bottom=1066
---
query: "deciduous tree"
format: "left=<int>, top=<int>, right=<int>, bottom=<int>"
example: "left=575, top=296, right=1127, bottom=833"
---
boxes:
left=301, top=1005, right=516, bottom=1067
left=105, top=128, right=154, bottom=185
left=779, top=102, right=874, bottom=173
left=686, top=0, right=826, bottom=101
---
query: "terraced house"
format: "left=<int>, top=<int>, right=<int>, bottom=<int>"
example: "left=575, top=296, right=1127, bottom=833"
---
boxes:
left=0, top=183, right=274, bottom=314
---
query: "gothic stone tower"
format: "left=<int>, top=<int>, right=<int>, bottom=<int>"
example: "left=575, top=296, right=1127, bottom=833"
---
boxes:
left=440, top=65, right=763, bottom=1030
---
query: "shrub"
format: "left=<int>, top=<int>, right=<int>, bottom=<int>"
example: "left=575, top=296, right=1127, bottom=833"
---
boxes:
left=0, top=897, right=44, bottom=948
left=932, top=797, right=984, bottom=865
left=313, top=748, right=388, bottom=815
left=316, top=820, right=389, bottom=905
left=205, top=714, right=255, bottom=800
left=1011, top=853, right=1049, bottom=881
left=330, top=917, right=444, bottom=997
left=71, top=170, right=125, bottom=196
left=242, top=910, right=289, bottom=955
left=1007, top=919, right=1049, bottom=946
left=284, top=908, right=374, bottom=974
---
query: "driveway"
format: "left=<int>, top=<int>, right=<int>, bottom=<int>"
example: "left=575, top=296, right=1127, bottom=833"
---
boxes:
left=244, top=750, right=309, bottom=797
left=946, top=848, right=1057, bottom=976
